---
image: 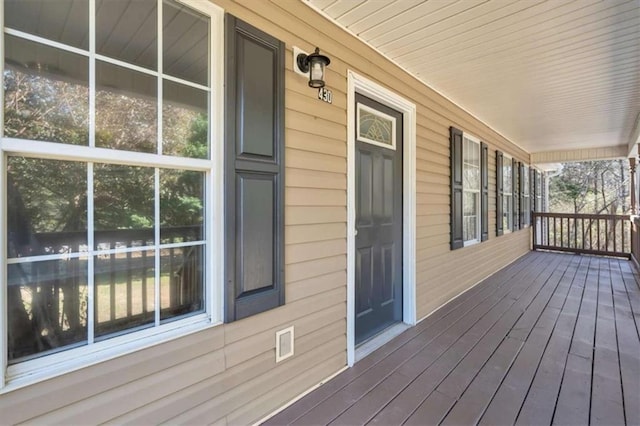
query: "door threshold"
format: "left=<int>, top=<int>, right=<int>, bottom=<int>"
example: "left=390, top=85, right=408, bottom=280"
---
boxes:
left=355, top=322, right=410, bottom=363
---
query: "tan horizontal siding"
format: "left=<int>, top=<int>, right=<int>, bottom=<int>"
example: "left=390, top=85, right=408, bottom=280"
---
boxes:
left=286, top=128, right=346, bottom=157
left=286, top=238, right=346, bottom=264
left=0, top=0, right=535, bottom=424
left=285, top=206, right=346, bottom=225
left=286, top=148, right=346, bottom=174
left=285, top=223, right=346, bottom=244
left=287, top=271, right=346, bottom=303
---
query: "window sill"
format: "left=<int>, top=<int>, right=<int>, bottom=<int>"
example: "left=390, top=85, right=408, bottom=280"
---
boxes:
left=2, top=316, right=222, bottom=394
left=463, top=239, right=481, bottom=247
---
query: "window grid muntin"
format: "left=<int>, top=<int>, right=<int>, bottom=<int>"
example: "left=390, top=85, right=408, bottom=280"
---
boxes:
left=462, top=134, right=480, bottom=245
left=2, top=0, right=216, bottom=371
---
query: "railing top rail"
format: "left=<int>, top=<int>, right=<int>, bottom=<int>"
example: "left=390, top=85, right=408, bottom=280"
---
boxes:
left=533, top=212, right=631, bottom=220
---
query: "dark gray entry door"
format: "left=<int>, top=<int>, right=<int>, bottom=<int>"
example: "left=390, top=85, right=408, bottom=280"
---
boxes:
left=355, top=93, right=403, bottom=345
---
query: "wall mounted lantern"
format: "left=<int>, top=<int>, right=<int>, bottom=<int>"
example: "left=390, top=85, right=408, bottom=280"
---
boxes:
left=296, top=47, right=331, bottom=88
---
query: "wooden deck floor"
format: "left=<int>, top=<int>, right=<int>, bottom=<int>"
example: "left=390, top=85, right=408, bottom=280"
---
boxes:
left=264, top=252, right=640, bottom=426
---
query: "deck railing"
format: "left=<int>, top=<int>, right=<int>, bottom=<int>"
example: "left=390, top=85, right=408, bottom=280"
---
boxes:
left=8, top=226, right=202, bottom=360
left=532, top=212, right=631, bottom=258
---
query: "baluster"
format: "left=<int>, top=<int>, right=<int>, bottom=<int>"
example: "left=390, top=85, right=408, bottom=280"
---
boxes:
left=613, top=217, right=617, bottom=253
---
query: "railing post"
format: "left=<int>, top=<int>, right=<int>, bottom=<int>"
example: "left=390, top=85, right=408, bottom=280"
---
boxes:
left=532, top=212, right=537, bottom=250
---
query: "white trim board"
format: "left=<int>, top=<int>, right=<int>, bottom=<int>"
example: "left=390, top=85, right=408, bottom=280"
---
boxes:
left=347, top=71, right=417, bottom=367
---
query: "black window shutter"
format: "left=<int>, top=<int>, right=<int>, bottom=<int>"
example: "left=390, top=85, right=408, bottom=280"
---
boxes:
left=450, top=127, right=463, bottom=250
left=481, top=142, right=489, bottom=242
left=512, top=158, right=519, bottom=230
left=519, top=163, right=525, bottom=228
left=496, top=151, right=504, bottom=236
left=225, top=15, right=285, bottom=321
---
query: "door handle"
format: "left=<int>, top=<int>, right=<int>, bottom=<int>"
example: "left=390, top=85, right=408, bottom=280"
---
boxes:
left=354, top=229, right=358, bottom=236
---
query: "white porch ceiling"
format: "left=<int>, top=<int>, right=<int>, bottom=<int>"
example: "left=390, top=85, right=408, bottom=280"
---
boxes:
left=306, top=0, right=640, bottom=156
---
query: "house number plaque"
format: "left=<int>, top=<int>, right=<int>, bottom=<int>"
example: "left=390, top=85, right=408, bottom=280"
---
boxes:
left=318, top=87, right=333, bottom=104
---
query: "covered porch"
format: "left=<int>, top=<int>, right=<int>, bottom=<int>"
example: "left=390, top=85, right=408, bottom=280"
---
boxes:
left=265, top=251, right=640, bottom=425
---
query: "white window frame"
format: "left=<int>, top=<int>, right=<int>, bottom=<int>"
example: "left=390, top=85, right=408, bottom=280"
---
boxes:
left=0, top=0, right=225, bottom=391
left=462, top=133, right=481, bottom=246
left=535, top=168, right=543, bottom=212
left=503, top=153, right=513, bottom=234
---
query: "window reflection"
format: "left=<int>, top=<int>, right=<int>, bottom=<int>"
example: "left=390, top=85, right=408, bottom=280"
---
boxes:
left=4, top=35, right=89, bottom=145
left=94, top=164, right=155, bottom=249
left=5, top=0, right=89, bottom=50
left=8, top=259, right=88, bottom=362
left=160, top=169, right=204, bottom=243
left=163, top=0, right=209, bottom=86
left=8, top=157, right=87, bottom=258
left=96, top=61, right=157, bottom=153
left=160, top=245, right=204, bottom=321
left=95, top=251, right=156, bottom=338
left=96, top=0, right=157, bottom=70
left=163, top=80, right=208, bottom=159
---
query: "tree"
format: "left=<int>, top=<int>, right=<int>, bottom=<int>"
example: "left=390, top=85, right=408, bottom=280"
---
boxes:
left=549, top=160, right=630, bottom=215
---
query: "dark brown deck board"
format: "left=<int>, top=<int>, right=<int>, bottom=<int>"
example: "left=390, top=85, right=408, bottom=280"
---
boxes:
left=439, top=337, right=523, bottom=426
left=479, top=257, right=578, bottom=425
left=369, top=254, right=569, bottom=425
left=289, top=254, right=554, bottom=425
left=553, top=257, right=599, bottom=425
left=619, top=260, right=640, bottom=337
left=611, top=259, right=640, bottom=426
left=591, top=258, right=625, bottom=425
left=263, top=253, right=544, bottom=425
left=515, top=256, right=588, bottom=425
left=263, top=253, right=640, bottom=426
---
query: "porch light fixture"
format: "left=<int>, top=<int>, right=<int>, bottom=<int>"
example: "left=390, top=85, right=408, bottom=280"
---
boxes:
left=296, top=47, right=330, bottom=88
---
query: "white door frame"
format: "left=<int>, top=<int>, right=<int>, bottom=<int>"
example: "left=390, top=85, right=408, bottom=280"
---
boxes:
left=347, top=71, right=417, bottom=366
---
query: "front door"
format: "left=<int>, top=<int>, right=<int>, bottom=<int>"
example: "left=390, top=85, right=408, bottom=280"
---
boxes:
left=355, top=93, right=403, bottom=345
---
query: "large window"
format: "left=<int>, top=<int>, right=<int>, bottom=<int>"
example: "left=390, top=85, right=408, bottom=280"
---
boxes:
left=463, top=135, right=481, bottom=245
left=450, top=127, right=487, bottom=249
left=2, top=0, right=224, bottom=382
left=503, top=155, right=513, bottom=233
left=535, top=169, right=543, bottom=212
